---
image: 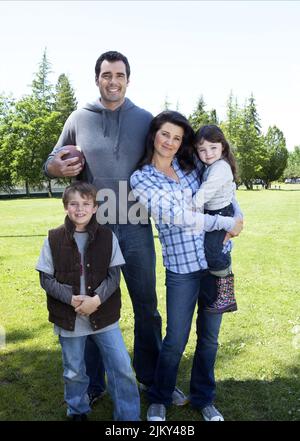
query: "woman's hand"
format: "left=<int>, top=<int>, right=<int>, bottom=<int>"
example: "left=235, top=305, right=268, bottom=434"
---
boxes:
left=223, top=217, right=244, bottom=244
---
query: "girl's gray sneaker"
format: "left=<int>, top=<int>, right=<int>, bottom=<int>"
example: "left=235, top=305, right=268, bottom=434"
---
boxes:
left=201, top=404, right=224, bottom=421
left=147, top=404, right=166, bottom=421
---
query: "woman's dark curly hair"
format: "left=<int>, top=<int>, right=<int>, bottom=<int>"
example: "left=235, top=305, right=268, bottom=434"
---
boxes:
left=138, top=110, right=195, bottom=172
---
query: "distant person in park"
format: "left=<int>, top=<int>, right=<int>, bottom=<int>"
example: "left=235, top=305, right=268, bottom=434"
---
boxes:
left=36, top=181, right=140, bottom=421
left=130, top=110, right=243, bottom=422
left=43, top=51, right=187, bottom=407
left=193, top=125, right=238, bottom=313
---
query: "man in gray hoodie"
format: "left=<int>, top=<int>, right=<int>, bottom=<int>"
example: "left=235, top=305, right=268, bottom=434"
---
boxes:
left=44, top=51, right=188, bottom=407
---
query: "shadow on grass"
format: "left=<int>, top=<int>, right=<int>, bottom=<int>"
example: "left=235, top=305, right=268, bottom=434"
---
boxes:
left=172, top=353, right=300, bottom=422
left=0, top=343, right=300, bottom=421
left=0, top=235, right=46, bottom=238
left=4, top=324, right=50, bottom=344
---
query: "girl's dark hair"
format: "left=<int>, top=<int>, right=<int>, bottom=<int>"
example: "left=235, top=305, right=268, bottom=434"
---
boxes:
left=195, top=125, right=237, bottom=181
left=138, top=110, right=195, bottom=172
left=62, top=181, right=98, bottom=208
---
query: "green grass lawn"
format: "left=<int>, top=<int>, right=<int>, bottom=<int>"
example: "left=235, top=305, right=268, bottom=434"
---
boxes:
left=0, top=188, right=300, bottom=421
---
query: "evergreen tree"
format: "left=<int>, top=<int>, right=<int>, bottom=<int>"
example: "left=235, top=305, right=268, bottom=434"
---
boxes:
left=54, top=73, right=77, bottom=125
left=223, top=91, right=240, bottom=145
left=246, top=93, right=261, bottom=134
left=31, top=48, right=53, bottom=108
left=188, top=96, right=211, bottom=131
left=234, top=95, right=266, bottom=189
left=163, top=95, right=171, bottom=110
left=209, top=109, right=218, bottom=125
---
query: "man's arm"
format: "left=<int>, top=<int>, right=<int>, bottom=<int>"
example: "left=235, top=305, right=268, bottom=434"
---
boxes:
left=46, top=150, right=83, bottom=178
left=43, top=114, right=83, bottom=179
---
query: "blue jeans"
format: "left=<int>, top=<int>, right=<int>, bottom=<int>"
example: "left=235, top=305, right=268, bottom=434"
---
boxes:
left=204, top=204, right=234, bottom=271
left=59, top=326, right=140, bottom=421
left=147, top=269, right=222, bottom=409
left=85, top=222, right=162, bottom=392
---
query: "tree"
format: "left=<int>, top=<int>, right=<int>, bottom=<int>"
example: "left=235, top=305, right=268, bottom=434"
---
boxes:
left=234, top=95, right=265, bottom=189
left=31, top=47, right=53, bottom=108
left=209, top=109, right=218, bottom=125
left=222, top=91, right=240, bottom=146
left=54, top=73, right=77, bottom=125
left=246, top=93, right=261, bottom=134
left=5, top=96, right=62, bottom=196
left=284, top=146, right=300, bottom=179
left=163, top=95, right=171, bottom=110
left=0, top=94, right=16, bottom=191
left=0, top=51, right=78, bottom=196
left=259, top=126, right=288, bottom=188
left=189, top=96, right=214, bottom=131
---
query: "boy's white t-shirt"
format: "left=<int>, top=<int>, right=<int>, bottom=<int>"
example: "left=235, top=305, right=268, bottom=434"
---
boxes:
left=36, top=231, right=125, bottom=337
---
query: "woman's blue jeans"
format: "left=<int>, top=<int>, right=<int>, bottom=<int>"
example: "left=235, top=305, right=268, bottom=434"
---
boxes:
left=147, top=269, right=222, bottom=409
left=85, top=222, right=162, bottom=394
left=59, top=326, right=140, bottom=420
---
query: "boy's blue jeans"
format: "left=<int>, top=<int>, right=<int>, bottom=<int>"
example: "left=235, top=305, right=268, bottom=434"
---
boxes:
left=59, top=326, right=140, bottom=421
left=204, top=204, right=234, bottom=271
left=85, top=222, right=162, bottom=394
left=147, top=269, right=222, bottom=409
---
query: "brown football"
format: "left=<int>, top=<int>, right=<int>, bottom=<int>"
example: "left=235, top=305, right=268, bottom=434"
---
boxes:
left=61, top=145, right=85, bottom=166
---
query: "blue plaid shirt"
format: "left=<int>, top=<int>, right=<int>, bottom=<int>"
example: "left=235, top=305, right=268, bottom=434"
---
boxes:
left=130, top=158, right=237, bottom=274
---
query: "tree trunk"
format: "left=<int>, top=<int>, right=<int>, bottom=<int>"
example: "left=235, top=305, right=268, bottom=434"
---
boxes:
left=25, top=180, right=30, bottom=197
left=47, top=179, right=53, bottom=198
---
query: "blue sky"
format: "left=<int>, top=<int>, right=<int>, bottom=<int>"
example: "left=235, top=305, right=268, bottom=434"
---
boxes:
left=0, top=1, right=299, bottom=150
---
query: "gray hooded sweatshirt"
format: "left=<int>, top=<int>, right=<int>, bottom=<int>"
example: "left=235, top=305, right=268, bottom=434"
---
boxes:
left=44, top=98, right=153, bottom=223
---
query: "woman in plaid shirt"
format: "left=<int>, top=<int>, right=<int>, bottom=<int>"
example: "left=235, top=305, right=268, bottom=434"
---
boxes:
left=130, top=111, right=243, bottom=422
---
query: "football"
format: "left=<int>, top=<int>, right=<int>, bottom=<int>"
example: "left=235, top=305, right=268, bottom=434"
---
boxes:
left=60, top=145, right=85, bottom=166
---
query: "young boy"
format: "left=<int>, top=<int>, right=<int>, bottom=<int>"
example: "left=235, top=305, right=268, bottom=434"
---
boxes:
left=36, top=182, right=140, bottom=421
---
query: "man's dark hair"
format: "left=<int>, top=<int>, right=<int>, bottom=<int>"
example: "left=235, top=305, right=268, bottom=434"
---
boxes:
left=95, top=51, right=130, bottom=80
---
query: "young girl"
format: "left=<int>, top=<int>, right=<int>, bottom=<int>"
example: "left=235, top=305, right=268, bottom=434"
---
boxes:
left=194, top=125, right=239, bottom=313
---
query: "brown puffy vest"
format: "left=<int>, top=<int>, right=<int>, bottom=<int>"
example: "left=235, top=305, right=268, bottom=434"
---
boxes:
left=47, top=214, right=121, bottom=331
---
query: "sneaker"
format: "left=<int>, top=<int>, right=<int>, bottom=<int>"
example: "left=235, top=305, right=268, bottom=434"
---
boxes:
left=88, top=390, right=106, bottom=407
left=139, top=384, right=189, bottom=406
left=70, top=413, right=88, bottom=422
left=171, top=387, right=189, bottom=406
left=147, top=404, right=166, bottom=421
left=201, top=404, right=224, bottom=421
